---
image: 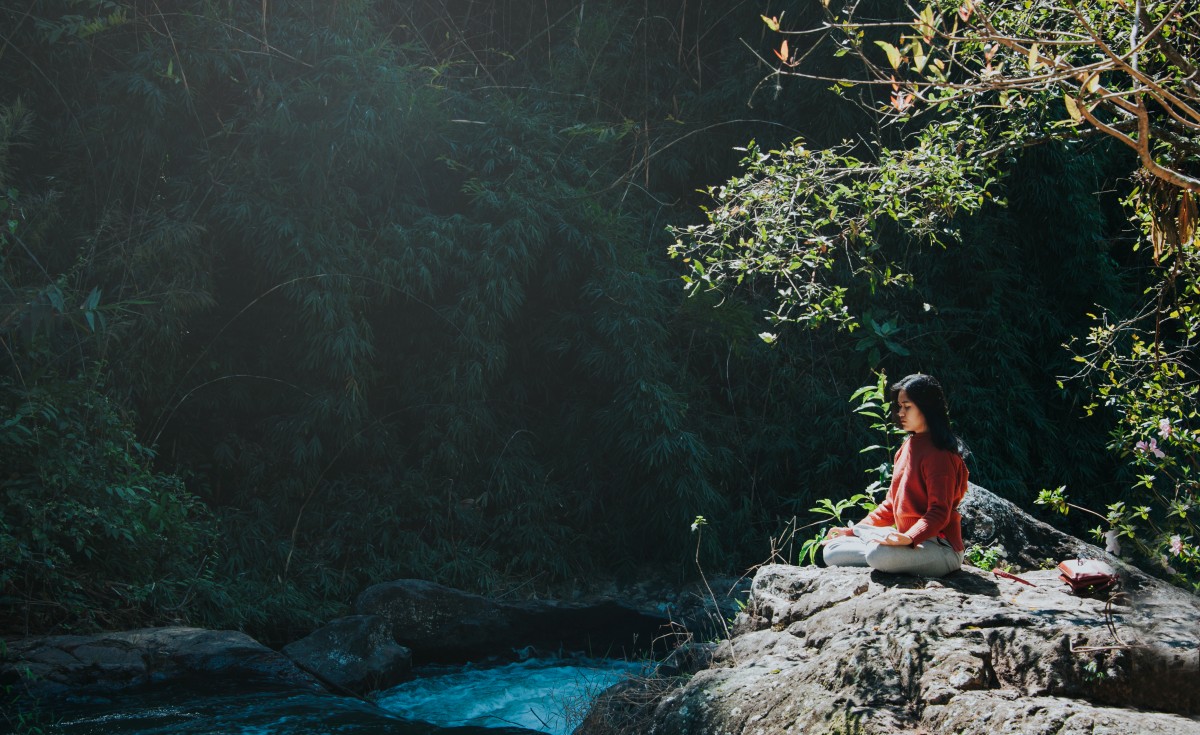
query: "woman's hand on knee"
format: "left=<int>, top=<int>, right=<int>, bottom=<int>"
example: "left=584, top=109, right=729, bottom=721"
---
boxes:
left=871, top=531, right=913, bottom=547
left=823, top=526, right=854, bottom=543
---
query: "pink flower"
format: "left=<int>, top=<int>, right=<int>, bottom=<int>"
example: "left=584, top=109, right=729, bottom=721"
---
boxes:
left=1169, top=535, right=1184, bottom=556
left=1136, top=438, right=1165, bottom=459
left=1158, top=418, right=1173, bottom=439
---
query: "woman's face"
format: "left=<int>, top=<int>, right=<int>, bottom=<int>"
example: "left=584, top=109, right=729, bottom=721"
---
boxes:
left=896, top=389, right=928, bottom=434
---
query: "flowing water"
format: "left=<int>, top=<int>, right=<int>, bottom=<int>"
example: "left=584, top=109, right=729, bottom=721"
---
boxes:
left=24, top=657, right=642, bottom=735
left=375, top=658, right=645, bottom=734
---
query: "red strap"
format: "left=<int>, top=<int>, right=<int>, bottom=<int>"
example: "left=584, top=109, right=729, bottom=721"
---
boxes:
left=992, top=568, right=1036, bottom=586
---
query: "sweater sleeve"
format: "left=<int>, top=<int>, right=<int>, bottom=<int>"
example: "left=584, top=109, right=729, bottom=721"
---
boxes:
left=904, top=452, right=960, bottom=547
left=858, top=447, right=902, bottom=530
left=859, top=495, right=895, bottom=529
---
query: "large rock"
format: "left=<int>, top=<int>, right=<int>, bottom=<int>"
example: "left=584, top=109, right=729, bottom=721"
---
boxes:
left=959, top=482, right=1108, bottom=570
left=580, top=564, right=1200, bottom=735
left=579, top=485, right=1200, bottom=735
left=355, top=579, right=674, bottom=662
left=1, top=627, right=321, bottom=700
left=354, top=579, right=514, bottom=658
left=281, top=615, right=411, bottom=695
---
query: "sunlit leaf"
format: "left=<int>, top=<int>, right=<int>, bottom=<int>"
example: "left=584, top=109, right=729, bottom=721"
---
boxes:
left=916, top=5, right=937, bottom=42
left=875, top=40, right=903, bottom=70
left=774, top=39, right=790, bottom=63
left=912, top=40, right=928, bottom=73
left=1064, top=93, right=1082, bottom=122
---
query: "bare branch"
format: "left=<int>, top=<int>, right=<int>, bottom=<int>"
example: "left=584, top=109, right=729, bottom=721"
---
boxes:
left=1132, top=93, right=1200, bottom=191
left=1066, top=0, right=1200, bottom=126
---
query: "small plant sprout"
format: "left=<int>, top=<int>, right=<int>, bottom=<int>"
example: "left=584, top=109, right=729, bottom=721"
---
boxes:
left=965, top=544, right=1007, bottom=572
left=796, top=376, right=893, bottom=565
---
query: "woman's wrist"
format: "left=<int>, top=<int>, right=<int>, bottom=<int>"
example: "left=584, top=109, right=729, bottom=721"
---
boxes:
left=824, top=526, right=855, bottom=541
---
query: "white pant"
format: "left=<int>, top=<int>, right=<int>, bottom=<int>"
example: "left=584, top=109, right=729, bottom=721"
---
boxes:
left=822, top=524, right=964, bottom=577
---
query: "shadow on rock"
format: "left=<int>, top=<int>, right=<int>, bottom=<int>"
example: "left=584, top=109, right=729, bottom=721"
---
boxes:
left=578, top=484, right=1200, bottom=735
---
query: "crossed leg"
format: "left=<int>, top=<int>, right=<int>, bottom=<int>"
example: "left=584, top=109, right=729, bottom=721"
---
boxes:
left=822, top=525, right=963, bottom=577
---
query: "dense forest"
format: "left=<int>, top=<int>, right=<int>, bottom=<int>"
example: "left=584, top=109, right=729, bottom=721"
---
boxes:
left=1, top=0, right=1192, bottom=641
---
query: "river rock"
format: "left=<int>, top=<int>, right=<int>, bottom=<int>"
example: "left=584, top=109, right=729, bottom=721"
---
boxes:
left=355, top=579, right=515, bottom=659
left=355, top=579, right=672, bottom=662
left=281, top=614, right=411, bottom=695
left=579, top=486, right=1200, bottom=735
left=1, top=626, right=322, bottom=700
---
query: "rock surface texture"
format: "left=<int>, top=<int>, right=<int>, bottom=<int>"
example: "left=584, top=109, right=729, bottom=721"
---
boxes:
left=280, top=614, right=412, bottom=695
left=1, top=627, right=321, bottom=699
left=958, top=482, right=1101, bottom=570
left=580, top=486, right=1200, bottom=735
left=355, top=578, right=671, bottom=662
left=582, top=565, right=1200, bottom=735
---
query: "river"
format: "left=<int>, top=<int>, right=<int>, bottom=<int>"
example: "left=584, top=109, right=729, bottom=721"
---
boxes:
left=28, top=657, right=644, bottom=735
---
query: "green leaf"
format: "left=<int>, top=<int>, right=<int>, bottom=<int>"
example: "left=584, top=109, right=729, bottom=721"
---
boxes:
left=46, top=286, right=66, bottom=313
left=875, top=41, right=903, bottom=71
left=1064, top=93, right=1082, bottom=123
left=912, top=41, right=929, bottom=73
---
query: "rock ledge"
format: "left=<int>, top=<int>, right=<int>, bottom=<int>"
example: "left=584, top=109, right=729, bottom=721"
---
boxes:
left=581, top=564, right=1200, bottom=735
left=580, top=485, right=1200, bottom=735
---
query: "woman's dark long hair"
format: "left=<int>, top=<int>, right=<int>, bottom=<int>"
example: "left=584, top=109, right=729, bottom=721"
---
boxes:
left=891, top=373, right=969, bottom=458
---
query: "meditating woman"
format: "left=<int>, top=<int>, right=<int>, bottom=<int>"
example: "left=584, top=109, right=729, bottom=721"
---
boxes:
left=822, top=373, right=969, bottom=577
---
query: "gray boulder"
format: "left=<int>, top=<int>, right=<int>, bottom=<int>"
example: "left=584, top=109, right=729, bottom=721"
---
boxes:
left=1, top=627, right=321, bottom=700
left=959, top=482, right=1178, bottom=598
left=581, top=564, right=1200, bottom=735
left=959, top=482, right=1110, bottom=570
left=355, top=579, right=513, bottom=658
left=579, top=485, right=1200, bottom=735
left=355, top=579, right=670, bottom=662
left=281, top=615, right=411, bottom=695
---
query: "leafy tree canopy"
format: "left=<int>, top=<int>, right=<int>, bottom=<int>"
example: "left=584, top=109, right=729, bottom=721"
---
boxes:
left=676, top=0, right=1199, bottom=584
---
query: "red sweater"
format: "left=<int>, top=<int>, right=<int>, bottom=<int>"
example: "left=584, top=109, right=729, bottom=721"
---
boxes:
left=860, top=432, right=968, bottom=551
